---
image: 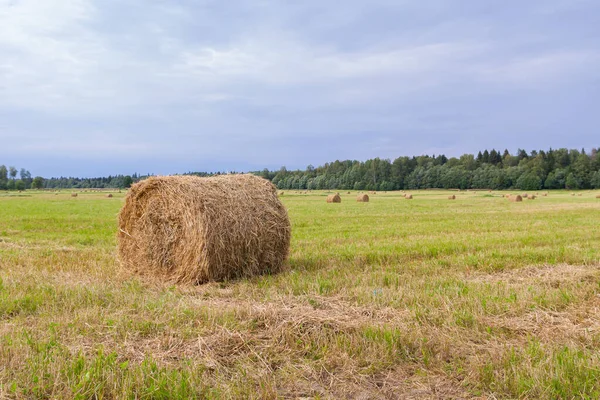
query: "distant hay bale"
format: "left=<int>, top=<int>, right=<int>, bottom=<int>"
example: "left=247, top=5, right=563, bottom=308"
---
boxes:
left=356, top=194, right=369, bottom=202
left=326, top=194, right=341, bottom=203
left=117, top=174, right=291, bottom=284
left=543, top=193, right=548, bottom=197
left=107, top=194, right=113, bottom=198
left=448, top=195, right=456, bottom=200
left=578, top=193, right=582, bottom=197
left=571, top=193, right=575, bottom=196
left=596, top=194, right=600, bottom=199
left=505, top=194, right=511, bottom=198
left=71, top=193, right=78, bottom=197
left=347, top=191, right=351, bottom=194
left=527, top=195, right=536, bottom=200
left=405, top=194, right=413, bottom=199
left=509, top=195, right=523, bottom=202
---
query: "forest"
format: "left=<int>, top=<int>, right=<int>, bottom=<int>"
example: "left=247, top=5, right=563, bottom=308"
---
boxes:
left=2, top=148, right=599, bottom=191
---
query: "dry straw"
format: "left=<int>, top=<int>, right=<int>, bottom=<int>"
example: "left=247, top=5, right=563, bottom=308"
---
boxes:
left=107, top=194, right=113, bottom=198
left=405, top=194, right=413, bottom=199
left=71, top=193, right=78, bottom=197
left=528, top=195, right=536, bottom=200
left=326, top=194, right=341, bottom=203
left=117, top=174, right=291, bottom=284
left=356, top=194, right=369, bottom=202
left=509, top=195, right=523, bottom=202
left=448, top=195, right=456, bottom=200
left=596, top=194, right=600, bottom=199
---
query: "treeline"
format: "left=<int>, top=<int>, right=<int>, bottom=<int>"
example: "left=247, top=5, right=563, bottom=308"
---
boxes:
left=4, top=148, right=600, bottom=191
left=254, top=148, right=600, bottom=191
left=0, top=164, right=142, bottom=190
left=0, top=165, right=35, bottom=190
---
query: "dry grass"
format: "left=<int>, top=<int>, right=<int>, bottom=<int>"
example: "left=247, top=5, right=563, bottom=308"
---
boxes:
left=117, top=175, right=291, bottom=284
left=1, top=189, right=599, bottom=399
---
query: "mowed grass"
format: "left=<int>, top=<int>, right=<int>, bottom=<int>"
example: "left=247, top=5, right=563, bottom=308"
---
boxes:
left=1, top=189, right=599, bottom=399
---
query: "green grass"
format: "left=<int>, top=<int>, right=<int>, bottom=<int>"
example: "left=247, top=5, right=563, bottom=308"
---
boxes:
left=1, top=189, right=599, bottom=398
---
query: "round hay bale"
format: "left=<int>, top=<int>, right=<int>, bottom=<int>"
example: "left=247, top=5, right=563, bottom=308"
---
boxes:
left=527, top=195, right=536, bottom=200
left=510, top=195, right=523, bottom=202
left=596, top=194, right=600, bottom=199
left=578, top=193, right=582, bottom=197
left=543, top=193, right=548, bottom=197
left=107, top=194, right=113, bottom=198
left=356, top=194, right=369, bottom=202
left=405, top=194, right=413, bottom=199
left=117, top=174, right=291, bottom=284
left=448, top=195, right=456, bottom=200
left=71, top=193, right=78, bottom=197
left=326, top=194, right=341, bottom=203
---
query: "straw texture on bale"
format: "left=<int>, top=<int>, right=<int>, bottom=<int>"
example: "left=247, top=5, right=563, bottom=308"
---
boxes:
left=509, top=195, right=523, bottom=202
left=326, top=194, right=341, bottom=203
left=117, top=174, right=291, bottom=284
left=448, top=195, right=456, bottom=200
left=356, top=194, right=369, bottom=202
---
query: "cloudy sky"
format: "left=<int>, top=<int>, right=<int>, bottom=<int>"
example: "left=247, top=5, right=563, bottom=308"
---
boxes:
left=1, top=0, right=599, bottom=177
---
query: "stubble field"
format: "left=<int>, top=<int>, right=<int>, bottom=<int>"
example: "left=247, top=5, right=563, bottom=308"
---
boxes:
left=0, top=189, right=599, bottom=399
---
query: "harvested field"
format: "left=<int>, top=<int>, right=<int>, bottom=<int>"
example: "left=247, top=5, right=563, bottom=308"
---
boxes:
left=0, top=189, right=599, bottom=399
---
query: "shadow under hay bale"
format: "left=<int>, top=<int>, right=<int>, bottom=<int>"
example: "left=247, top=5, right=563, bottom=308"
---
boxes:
left=356, top=194, right=369, bottom=202
left=117, top=174, right=291, bottom=284
left=326, top=194, right=341, bottom=203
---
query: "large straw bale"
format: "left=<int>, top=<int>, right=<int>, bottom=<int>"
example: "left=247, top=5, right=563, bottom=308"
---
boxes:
left=356, top=194, right=369, bottom=202
left=326, top=194, right=341, bottom=203
left=509, top=195, right=523, bottom=202
left=117, top=174, right=291, bottom=284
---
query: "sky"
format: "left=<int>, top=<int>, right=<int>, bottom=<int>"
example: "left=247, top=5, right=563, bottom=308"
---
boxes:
left=0, top=0, right=599, bottom=177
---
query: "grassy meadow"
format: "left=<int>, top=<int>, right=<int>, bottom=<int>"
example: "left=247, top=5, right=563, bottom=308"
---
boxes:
left=1, top=189, right=599, bottom=399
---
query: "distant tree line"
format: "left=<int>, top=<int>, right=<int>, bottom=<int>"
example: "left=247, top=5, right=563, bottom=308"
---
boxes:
left=0, top=165, right=140, bottom=190
left=3, top=147, right=600, bottom=191
left=253, top=148, right=600, bottom=191
left=0, top=165, right=35, bottom=190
